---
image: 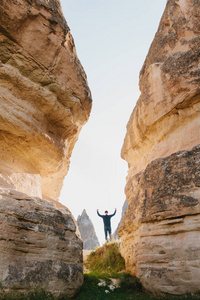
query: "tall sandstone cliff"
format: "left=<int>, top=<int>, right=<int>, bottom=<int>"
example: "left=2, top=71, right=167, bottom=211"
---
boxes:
left=119, top=0, right=200, bottom=296
left=0, top=0, right=91, bottom=297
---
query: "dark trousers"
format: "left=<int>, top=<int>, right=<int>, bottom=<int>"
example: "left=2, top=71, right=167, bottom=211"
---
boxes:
left=104, top=226, right=111, bottom=241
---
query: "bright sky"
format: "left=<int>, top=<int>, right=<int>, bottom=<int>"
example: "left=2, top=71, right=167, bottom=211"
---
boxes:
left=60, top=0, right=167, bottom=244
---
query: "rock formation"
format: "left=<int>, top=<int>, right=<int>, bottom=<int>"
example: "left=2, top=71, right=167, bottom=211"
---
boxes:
left=119, top=0, right=200, bottom=296
left=0, top=189, right=83, bottom=297
left=77, top=209, right=100, bottom=250
left=0, top=0, right=91, bottom=296
left=113, top=200, right=128, bottom=239
left=0, top=0, right=91, bottom=201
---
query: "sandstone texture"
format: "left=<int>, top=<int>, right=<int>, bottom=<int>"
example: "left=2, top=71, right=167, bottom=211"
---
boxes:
left=119, top=0, right=200, bottom=295
left=119, top=146, right=200, bottom=295
left=0, top=188, right=83, bottom=297
left=0, top=0, right=92, bottom=201
left=122, top=0, right=200, bottom=173
left=0, top=0, right=92, bottom=296
left=77, top=209, right=100, bottom=250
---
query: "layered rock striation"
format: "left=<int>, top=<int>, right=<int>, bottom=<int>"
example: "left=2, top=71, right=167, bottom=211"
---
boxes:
left=121, top=0, right=200, bottom=173
left=0, top=188, right=83, bottom=297
left=0, top=0, right=92, bottom=296
left=119, top=0, right=200, bottom=295
left=0, top=0, right=92, bottom=201
left=77, top=209, right=100, bottom=250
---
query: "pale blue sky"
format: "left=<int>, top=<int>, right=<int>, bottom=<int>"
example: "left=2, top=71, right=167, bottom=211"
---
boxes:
left=60, top=0, right=167, bottom=244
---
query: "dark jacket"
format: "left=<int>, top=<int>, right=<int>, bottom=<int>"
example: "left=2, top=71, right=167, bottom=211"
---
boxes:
left=97, top=210, right=116, bottom=227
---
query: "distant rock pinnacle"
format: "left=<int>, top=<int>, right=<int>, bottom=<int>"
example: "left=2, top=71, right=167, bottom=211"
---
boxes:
left=113, top=200, right=128, bottom=239
left=77, top=209, right=100, bottom=250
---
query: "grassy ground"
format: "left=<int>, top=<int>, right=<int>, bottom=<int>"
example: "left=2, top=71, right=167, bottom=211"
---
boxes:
left=0, top=242, right=200, bottom=299
left=76, top=242, right=200, bottom=300
left=73, top=272, right=200, bottom=300
left=74, top=272, right=150, bottom=300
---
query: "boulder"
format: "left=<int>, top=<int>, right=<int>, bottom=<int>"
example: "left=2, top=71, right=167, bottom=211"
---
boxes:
left=0, top=188, right=83, bottom=297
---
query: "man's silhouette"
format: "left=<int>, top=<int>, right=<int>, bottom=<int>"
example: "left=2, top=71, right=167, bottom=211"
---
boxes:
left=97, top=209, right=117, bottom=243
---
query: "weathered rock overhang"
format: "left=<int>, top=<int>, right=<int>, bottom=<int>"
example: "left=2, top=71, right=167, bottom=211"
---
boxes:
left=0, top=0, right=92, bottom=200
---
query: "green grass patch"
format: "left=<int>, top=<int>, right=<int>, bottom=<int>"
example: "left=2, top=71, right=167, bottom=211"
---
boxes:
left=74, top=272, right=200, bottom=300
left=0, top=288, right=55, bottom=300
left=74, top=272, right=147, bottom=300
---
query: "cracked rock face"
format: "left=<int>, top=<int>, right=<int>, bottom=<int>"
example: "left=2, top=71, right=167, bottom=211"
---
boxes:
left=0, top=0, right=91, bottom=296
left=77, top=209, right=100, bottom=250
left=119, top=0, right=200, bottom=296
left=119, top=146, right=200, bottom=295
left=0, top=188, right=83, bottom=297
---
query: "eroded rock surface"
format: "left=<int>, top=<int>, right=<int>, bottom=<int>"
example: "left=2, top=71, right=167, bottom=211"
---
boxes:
left=119, top=146, right=200, bottom=294
left=119, top=0, right=200, bottom=295
left=0, top=188, right=83, bottom=297
left=0, top=0, right=92, bottom=201
left=0, top=0, right=91, bottom=296
left=77, top=209, right=100, bottom=250
left=122, top=0, right=200, bottom=173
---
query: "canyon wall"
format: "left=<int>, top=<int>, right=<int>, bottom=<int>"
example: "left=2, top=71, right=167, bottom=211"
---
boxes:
left=0, top=0, right=92, bottom=296
left=119, top=0, right=200, bottom=295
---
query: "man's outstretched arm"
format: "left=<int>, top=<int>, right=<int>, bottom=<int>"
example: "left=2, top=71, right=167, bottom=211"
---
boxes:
left=97, top=209, right=103, bottom=218
left=110, top=208, right=117, bottom=217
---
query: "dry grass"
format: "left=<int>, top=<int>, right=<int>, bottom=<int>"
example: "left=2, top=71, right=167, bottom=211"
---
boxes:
left=84, top=242, right=125, bottom=275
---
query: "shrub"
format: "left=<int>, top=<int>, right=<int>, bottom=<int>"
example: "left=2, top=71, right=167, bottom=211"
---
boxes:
left=85, top=242, right=125, bottom=274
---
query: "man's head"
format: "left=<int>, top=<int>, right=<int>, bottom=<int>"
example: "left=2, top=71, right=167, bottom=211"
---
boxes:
left=105, top=210, right=108, bottom=215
